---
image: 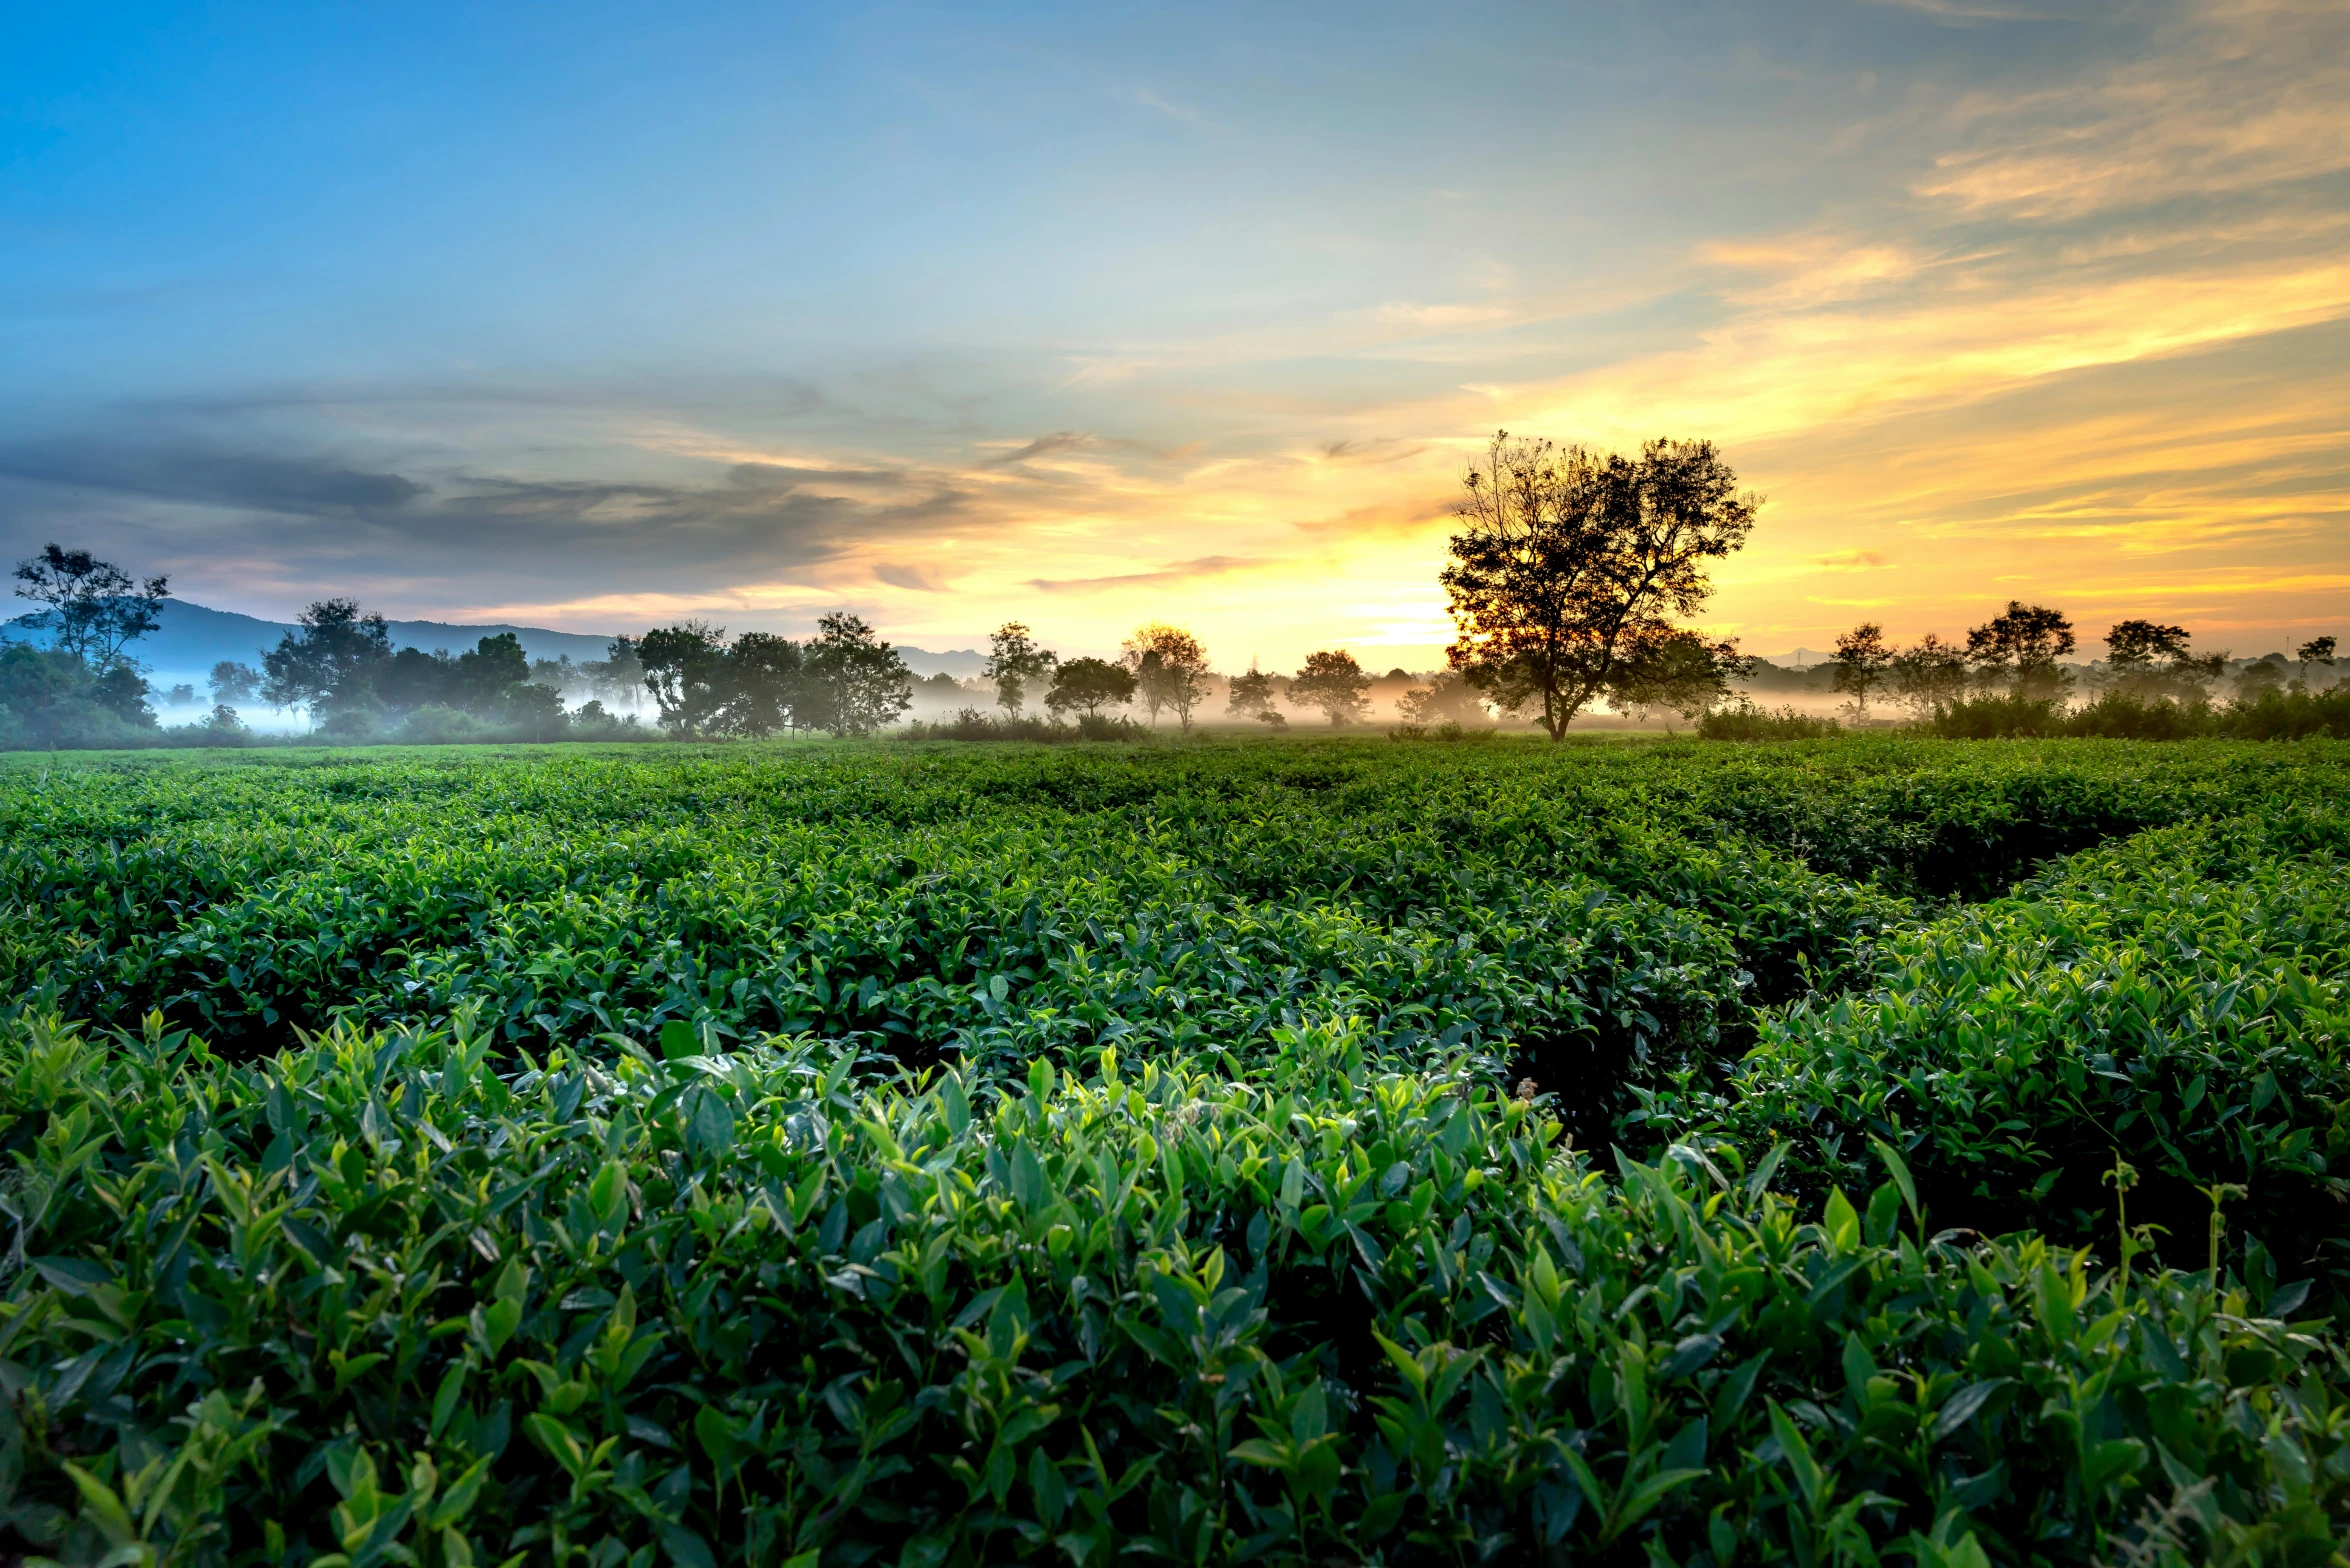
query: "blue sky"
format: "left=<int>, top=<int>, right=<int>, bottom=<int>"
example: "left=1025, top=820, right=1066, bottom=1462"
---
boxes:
left=6, top=0, right=2346, bottom=664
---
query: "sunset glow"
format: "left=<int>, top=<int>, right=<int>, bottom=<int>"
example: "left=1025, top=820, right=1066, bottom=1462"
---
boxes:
left=5, top=0, right=2345, bottom=664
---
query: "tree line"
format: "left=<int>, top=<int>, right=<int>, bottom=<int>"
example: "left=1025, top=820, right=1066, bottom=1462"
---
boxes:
left=13, top=426, right=2338, bottom=750
left=1823, top=607, right=2339, bottom=720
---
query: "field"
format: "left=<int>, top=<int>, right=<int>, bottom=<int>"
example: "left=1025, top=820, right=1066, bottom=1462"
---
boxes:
left=3, top=734, right=2349, bottom=1567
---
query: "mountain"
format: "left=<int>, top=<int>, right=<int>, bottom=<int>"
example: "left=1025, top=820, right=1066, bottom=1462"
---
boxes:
left=3, top=598, right=990, bottom=690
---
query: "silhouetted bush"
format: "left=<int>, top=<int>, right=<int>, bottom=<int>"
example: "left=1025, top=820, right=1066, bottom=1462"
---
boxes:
left=2218, top=685, right=2350, bottom=740
left=901, top=707, right=1146, bottom=743
left=2063, top=691, right=2215, bottom=739
left=1698, top=700, right=1840, bottom=740
left=1925, top=694, right=2065, bottom=738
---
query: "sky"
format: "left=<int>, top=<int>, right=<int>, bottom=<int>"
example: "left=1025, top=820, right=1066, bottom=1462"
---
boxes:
left=4, top=0, right=2347, bottom=668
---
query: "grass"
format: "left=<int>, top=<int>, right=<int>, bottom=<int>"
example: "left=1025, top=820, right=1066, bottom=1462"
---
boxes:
left=3, top=733, right=2348, bottom=1566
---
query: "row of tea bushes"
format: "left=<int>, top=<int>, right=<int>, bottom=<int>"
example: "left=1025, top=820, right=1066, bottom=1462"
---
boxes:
left=0, top=1007, right=2342, bottom=1566
left=1648, top=807, right=2350, bottom=1291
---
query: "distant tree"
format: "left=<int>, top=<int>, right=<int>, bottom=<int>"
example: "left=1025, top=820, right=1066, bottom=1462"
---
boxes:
left=638, top=621, right=733, bottom=736
left=2296, top=636, right=2337, bottom=687
left=261, top=598, right=392, bottom=719
left=207, top=660, right=261, bottom=705
left=374, top=646, right=458, bottom=714
left=1046, top=656, right=1137, bottom=720
left=982, top=622, right=1057, bottom=719
left=1224, top=663, right=1279, bottom=723
left=911, top=671, right=966, bottom=710
left=1966, top=601, right=2075, bottom=700
left=590, top=638, right=647, bottom=709
left=1609, top=630, right=1748, bottom=725
left=499, top=679, right=571, bottom=741
left=456, top=633, right=533, bottom=710
left=11, top=543, right=170, bottom=669
left=1830, top=623, right=1896, bottom=718
left=1398, top=671, right=1491, bottom=727
left=1890, top=633, right=1970, bottom=717
left=1291, top=650, right=1373, bottom=726
left=1441, top=432, right=1759, bottom=740
left=2100, top=620, right=2223, bottom=703
left=1383, top=666, right=1411, bottom=682
left=529, top=654, right=586, bottom=700
left=164, top=683, right=197, bottom=706
left=720, top=632, right=804, bottom=736
left=2235, top=660, right=2286, bottom=702
left=1121, top=623, right=1210, bottom=731
left=804, top=612, right=912, bottom=736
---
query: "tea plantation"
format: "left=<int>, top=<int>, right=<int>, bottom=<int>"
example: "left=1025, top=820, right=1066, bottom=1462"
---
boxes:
left=3, top=735, right=2348, bottom=1567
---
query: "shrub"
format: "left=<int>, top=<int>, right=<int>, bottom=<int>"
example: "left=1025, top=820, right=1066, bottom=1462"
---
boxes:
left=393, top=702, right=486, bottom=744
left=1652, top=810, right=2350, bottom=1288
left=1697, top=700, right=1839, bottom=740
left=2065, top=692, right=2217, bottom=740
left=9, top=736, right=2350, bottom=1562
left=1076, top=712, right=1145, bottom=741
left=2221, top=685, right=2350, bottom=741
left=1924, top=695, right=2065, bottom=738
left=0, top=1010, right=2342, bottom=1567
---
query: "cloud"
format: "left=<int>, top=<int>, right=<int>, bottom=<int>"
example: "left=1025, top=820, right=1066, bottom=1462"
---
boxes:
left=0, top=444, right=426, bottom=515
left=1023, top=555, right=1259, bottom=594
left=1133, top=88, right=1207, bottom=127
left=1858, top=0, right=2057, bottom=22
left=0, top=432, right=991, bottom=606
left=1318, top=438, right=1430, bottom=467
left=983, top=431, right=1093, bottom=467
left=874, top=561, right=954, bottom=592
left=1913, top=1, right=2350, bottom=219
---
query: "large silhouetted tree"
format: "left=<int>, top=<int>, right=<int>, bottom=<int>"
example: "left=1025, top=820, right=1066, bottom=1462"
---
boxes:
left=1121, top=623, right=1210, bottom=731
left=983, top=622, right=1057, bottom=719
left=1291, top=650, right=1372, bottom=726
left=1045, top=657, right=1136, bottom=719
left=1831, top=623, right=1895, bottom=718
left=261, top=599, right=392, bottom=718
left=1224, top=663, right=1278, bottom=723
left=638, top=621, right=732, bottom=736
left=12, top=543, right=170, bottom=669
left=1966, top=602, right=2075, bottom=700
left=721, top=633, right=804, bottom=736
left=1440, top=432, right=1758, bottom=739
left=2101, top=620, right=2222, bottom=704
left=804, top=613, right=912, bottom=736
left=1891, top=634, right=1970, bottom=717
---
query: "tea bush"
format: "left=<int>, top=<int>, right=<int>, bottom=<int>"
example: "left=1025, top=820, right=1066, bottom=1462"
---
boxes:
left=4, top=735, right=2350, bottom=1564
left=2, top=1010, right=2344, bottom=1568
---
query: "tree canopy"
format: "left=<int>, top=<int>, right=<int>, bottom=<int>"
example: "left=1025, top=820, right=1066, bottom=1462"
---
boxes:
left=1440, top=432, right=1758, bottom=739
left=261, top=599, right=392, bottom=716
left=983, top=623, right=1057, bottom=718
left=2100, top=620, right=2222, bottom=704
left=1291, top=650, right=1372, bottom=726
left=1966, top=602, right=2075, bottom=700
left=1121, top=623, right=1210, bottom=731
left=12, top=543, right=170, bottom=670
left=1831, top=623, right=1895, bottom=717
left=1045, top=657, right=1136, bottom=719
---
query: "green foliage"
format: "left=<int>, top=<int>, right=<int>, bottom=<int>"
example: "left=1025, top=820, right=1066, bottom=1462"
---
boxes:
left=6, top=736, right=2350, bottom=1562
left=1698, top=701, right=1840, bottom=741
left=1, top=1009, right=2343, bottom=1566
